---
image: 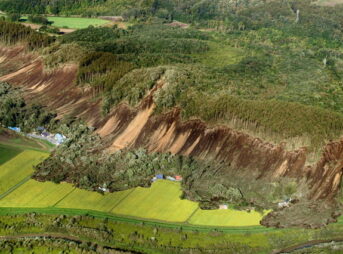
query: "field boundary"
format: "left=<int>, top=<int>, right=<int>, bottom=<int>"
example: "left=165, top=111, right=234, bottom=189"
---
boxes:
left=0, top=175, right=31, bottom=200
left=52, top=188, right=76, bottom=207
left=109, top=188, right=136, bottom=212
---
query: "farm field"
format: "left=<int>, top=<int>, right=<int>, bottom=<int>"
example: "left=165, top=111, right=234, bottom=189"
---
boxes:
left=0, top=150, right=48, bottom=195
left=0, top=141, right=267, bottom=227
left=55, top=187, right=133, bottom=212
left=0, top=144, right=21, bottom=165
left=112, top=181, right=198, bottom=222
left=188, top=207, right=269, bottom=227
left=0, top=180, right=74, bottom=207
left=47, top=17, right=109, bottom=29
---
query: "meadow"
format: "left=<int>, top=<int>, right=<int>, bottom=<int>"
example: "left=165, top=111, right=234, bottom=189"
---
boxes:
left=47, top=17, right=109, bottom=29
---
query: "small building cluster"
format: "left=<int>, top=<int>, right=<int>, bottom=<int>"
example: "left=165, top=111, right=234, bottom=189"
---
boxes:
left=8, top=127, right=21, bottom=132
left=7, top=126, right=67, bottom=146
left=219, top=204, right=228, bottom=210
left=152, top=174, right=183, bottom=182
left=27, top=128, right=67, bottom=145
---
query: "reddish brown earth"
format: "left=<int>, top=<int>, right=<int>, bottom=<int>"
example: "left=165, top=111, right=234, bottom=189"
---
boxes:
left=0, top=45, right=342, bottom=205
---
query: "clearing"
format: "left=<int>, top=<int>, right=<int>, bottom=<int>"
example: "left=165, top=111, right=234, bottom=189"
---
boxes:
left=47, top=17, right=109, bottom=29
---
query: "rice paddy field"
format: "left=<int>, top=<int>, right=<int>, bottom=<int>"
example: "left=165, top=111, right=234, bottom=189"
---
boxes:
left=188, top=208, right=269, bottom=227
left=55, top=187, right=133, bottom=212
left=0, top=141, right=267, bottom=227
left=0, top=144, right=21, bottom=165
left=0, top=150, right=48, bottom=194
left=47, top=17, right=109, bottom=29
left=112, top=181, right=199, bottom=222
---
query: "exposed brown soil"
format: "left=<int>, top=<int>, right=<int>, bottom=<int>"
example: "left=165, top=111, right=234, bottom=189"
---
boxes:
left=21, top=23, right=41, bottom=30
left=0, top=45, right=342, bottom=227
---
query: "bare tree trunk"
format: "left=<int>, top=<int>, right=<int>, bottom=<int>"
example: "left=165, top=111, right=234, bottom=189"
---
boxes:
left=295, top=9, right=300, bottom=23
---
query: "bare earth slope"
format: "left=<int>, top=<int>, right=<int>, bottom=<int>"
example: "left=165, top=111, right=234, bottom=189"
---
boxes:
left=0, top=46, right=342, bottom=226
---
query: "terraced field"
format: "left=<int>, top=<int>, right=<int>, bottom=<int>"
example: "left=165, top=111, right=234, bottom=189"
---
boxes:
left=0, top=142, right=267, bottom=227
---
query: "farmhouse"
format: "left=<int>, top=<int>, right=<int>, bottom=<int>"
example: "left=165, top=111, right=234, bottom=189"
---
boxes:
left=166, top=176, right=176, bottom=181
left=156, top=174, right=164, bottom=180
left=219, top=204, right=228, bottom=210
left=175, top=175, right=183, bottom=181
left=8, top=127, right=21, bottom=132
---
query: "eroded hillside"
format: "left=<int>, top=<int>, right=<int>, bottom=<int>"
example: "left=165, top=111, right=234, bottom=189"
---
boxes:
left=0, top=45, right=342, bottom=228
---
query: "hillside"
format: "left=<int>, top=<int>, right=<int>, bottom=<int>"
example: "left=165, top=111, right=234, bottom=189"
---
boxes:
left=0, top=0, right=343, bottom=251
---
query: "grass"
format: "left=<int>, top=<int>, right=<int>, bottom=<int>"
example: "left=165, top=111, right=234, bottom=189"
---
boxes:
left=55, top=187, right=133, bottom=212
left=193, top=41, right=243, bottom=68
left=47, top=17, right=109, bottom=29
left=0, top=180, right=74, bottom=208
left=0, top=150, right=48, bottom=195
left=0, top=144, right=21, bottom=165
left=112, top=180, right=198, bottom=222
left=188, top=208, right=269, bottom=227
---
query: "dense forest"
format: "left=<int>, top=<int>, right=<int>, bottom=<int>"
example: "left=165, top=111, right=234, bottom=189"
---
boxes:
left=0, top=82, right=56, bottom=132
left=0, top=0, right=261, bottom=21
left=36, top=0, right=343, bottom=152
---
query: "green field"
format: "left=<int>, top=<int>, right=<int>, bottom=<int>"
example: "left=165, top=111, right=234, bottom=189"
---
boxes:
left=47, top=17, right=109, bottom=29
left=188, top=208, right=269, bottom=227
left=112, top=181, right=199, bottom=222
left=0, top=180, right=74, bottom=207
left=0, top=142, right=267, bottom=227
left=55, top=187, right=133, bottom=212
left=0, top=144, right=21, bottom=165
left=0, top=150, right=48, bottom=195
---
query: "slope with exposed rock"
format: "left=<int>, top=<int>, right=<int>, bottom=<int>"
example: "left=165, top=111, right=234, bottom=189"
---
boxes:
left=0, top=44, right=343, bottom=228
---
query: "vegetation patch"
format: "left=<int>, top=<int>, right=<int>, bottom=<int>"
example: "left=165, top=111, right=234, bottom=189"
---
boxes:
left=56, top=188, right=133, bottom=212
left=188, top=208, right=270, bottom=227
left=47, top=16, right=109, bottom=29
left=0, top=180, right=74, bottom=208
left=0, top=150, right=48, bottom=195
left=0, top=143, right=21, bottom=165
left=112, top=180, right=198, bottom=222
